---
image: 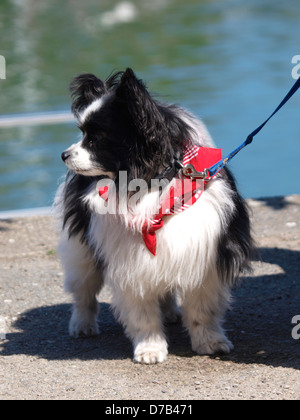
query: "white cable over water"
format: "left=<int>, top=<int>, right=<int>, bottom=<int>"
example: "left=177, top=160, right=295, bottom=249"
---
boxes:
left=0, top=111, right=74, bottom=127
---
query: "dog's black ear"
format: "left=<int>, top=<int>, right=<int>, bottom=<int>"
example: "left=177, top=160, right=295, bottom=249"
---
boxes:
left=70, top=74, right=106, bottom=117
left=116, top=68, right=166, bottom=142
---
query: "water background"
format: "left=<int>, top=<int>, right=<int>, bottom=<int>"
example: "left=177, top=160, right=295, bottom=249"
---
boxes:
left=0, top=0, right=300, bottom=211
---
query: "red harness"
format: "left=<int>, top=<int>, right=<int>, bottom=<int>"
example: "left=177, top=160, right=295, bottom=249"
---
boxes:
left=99, top=144, right=222, bottom=255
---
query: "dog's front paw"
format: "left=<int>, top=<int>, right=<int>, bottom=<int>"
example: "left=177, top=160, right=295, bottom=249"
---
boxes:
left=191, top=328, right=233, bottom=355
left=193, top=337, right=233, bottom=355
left=134, top=349, right=168, bottom=364
left=69, top=310, right=99, bottom=338
left=133, top=341, right=168, bottom=364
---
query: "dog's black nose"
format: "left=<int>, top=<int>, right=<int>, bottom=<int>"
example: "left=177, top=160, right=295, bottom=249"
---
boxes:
left=61, top=151, right=70, bottom=162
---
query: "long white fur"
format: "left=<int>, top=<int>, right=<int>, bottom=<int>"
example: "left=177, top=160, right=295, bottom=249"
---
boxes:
left=56, top=114, right=236, bottom=364
left=79, top=95, right=109, bottom=123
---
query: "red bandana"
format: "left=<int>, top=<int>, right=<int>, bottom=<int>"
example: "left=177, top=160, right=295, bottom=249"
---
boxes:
left=99, top=144, right=222, bottom=256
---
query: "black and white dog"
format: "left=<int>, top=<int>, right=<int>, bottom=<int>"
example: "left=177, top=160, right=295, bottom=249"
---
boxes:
left=55, top=68, right=253, bottom=364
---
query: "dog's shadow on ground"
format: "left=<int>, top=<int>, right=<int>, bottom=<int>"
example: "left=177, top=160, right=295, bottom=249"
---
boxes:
left=1, top=246, right=299, bottom=369
left=0, top=301, right=134, bottom=362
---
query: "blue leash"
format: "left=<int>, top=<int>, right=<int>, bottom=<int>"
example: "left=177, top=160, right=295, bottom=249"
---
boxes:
left=206, top=77, right=300, bottom=179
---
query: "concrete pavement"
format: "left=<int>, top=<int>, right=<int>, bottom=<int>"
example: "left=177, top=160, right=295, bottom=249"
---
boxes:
left=0, top=196, right=300, bottom=400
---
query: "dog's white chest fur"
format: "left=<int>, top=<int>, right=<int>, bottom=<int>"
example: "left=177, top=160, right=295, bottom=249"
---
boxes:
left=86, top=176, right=234, bottom=297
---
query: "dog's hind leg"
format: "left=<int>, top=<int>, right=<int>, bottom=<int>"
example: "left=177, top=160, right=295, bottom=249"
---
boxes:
left=58, top=233, right=104, bottom=337
left=160, top=292, right=181, bottom=324
left=112, top=289, right=168, bottom=364
left=181, top=268, right=233, bottom=355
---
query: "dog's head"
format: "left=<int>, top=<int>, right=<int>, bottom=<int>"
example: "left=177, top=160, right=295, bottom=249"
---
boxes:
left=61, top=68, right=188, bottom=183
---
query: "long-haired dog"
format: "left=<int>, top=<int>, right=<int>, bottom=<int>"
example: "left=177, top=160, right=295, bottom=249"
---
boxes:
left=55, top=68, right=253, bottom=364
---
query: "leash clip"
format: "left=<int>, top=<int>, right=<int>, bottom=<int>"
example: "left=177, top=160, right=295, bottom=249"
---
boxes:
left=181, top=163, right=210, bottom=181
